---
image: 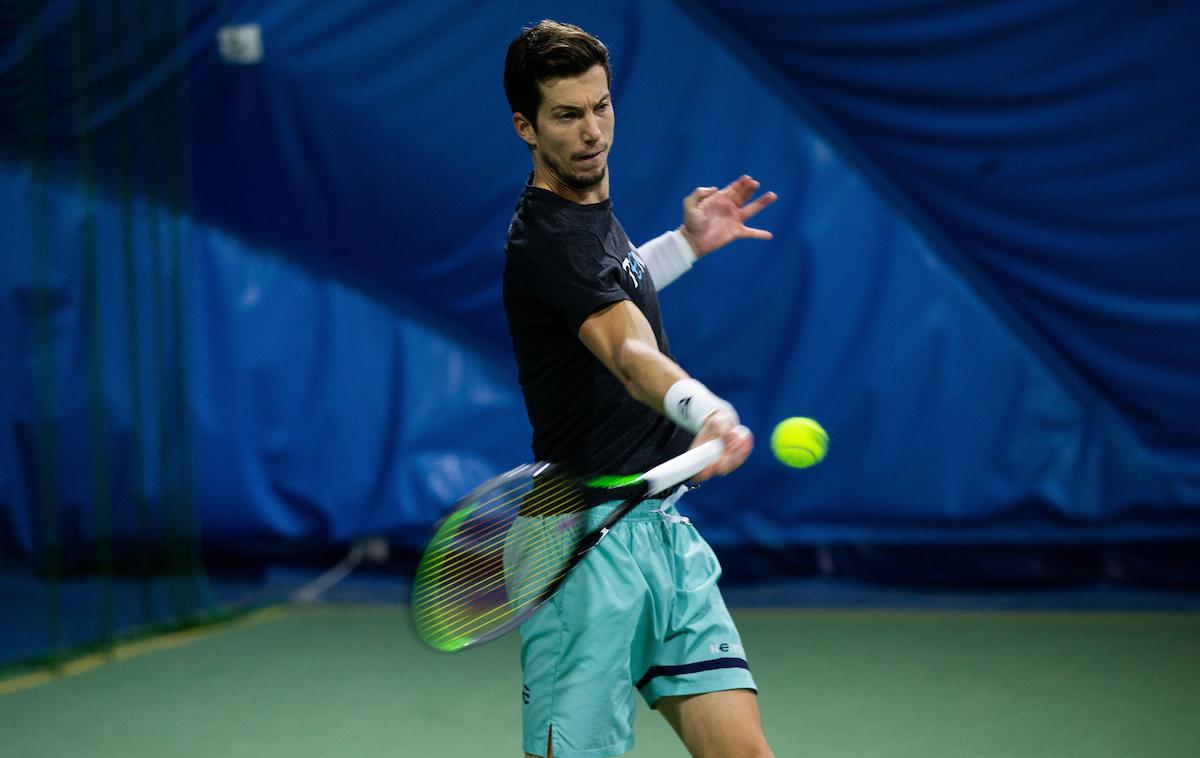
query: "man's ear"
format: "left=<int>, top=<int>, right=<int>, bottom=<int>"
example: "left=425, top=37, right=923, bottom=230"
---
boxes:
left=513, top=112, right=537, bottom=149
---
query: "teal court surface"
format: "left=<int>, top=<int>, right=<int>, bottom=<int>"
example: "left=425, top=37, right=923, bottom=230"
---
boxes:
left=2, top=595, right=1198, bottom=757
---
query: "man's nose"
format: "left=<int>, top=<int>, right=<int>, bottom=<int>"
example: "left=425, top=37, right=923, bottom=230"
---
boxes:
left=581, top=113, right=601, bottom=143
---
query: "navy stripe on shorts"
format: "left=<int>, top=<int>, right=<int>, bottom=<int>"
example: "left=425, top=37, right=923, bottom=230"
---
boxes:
left=636, top=657, right=750, bottom=691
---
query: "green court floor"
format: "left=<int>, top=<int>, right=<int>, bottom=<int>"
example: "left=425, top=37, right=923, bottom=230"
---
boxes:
left=1, top=605, right=1197, bottom=756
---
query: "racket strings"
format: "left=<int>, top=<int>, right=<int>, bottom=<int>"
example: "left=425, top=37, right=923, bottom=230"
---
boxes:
left=428, top=493, right=631, bottom=646
left=414, top=518, right=577, bottom=643
left=412, top=472, right=571, bottom=588
left=415, top=508, right=574, bottom=629
left=418, top=520, right=579, bottom=643
left=413, top=470, right=597, bottom=645
left=413, top=471, right=582, bottom=599
left=413, top=475, right=583, bottom=622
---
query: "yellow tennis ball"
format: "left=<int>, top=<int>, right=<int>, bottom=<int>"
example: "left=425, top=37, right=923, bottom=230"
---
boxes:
left=770, top=417, right=828, bottom=468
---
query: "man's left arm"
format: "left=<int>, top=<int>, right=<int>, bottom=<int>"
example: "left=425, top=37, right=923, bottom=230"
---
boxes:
left=638, top=175, right=776, bottom=290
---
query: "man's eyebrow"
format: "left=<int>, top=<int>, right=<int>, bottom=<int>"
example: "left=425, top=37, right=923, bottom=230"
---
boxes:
left=550, top=96, right=609, bottom=114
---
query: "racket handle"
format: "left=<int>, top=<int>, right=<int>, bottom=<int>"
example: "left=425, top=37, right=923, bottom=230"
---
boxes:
left=642, top=426, right=746, bottom=495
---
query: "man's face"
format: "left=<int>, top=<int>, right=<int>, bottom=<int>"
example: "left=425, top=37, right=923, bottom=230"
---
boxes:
left=518, top=64, right=614, bottom=198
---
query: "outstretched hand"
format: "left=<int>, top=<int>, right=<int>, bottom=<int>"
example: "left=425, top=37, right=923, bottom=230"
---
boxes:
left=678, top=175, right=777, bottom=258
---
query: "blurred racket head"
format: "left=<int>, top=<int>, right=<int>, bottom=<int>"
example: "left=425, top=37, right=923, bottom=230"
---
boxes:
left=411, top=462, right=591, bottom=652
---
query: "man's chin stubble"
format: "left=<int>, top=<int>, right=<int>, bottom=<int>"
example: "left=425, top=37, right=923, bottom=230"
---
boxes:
left=552, top=161, right=604, bottom=191
left=563, top=166, right=605, bottom=192
left=540, top=152, right=606, bottom=193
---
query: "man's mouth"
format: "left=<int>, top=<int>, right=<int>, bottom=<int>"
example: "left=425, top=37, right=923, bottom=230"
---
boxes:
left=575, top=148, right=605, bottom=162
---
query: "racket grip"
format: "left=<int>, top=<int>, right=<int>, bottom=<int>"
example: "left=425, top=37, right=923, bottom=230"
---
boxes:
left=642, top=426, right=746, bottom=495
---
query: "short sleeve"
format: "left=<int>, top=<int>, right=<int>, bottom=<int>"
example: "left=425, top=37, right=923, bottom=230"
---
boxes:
left=508, top=231, right=629, bottom=335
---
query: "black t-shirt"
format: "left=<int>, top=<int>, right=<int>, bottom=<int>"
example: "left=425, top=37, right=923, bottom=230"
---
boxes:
left=503, top=184, right=690, bottom=475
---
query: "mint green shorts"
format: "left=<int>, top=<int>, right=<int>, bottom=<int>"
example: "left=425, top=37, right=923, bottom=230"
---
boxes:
left=518, top=490, right=756, bottom=758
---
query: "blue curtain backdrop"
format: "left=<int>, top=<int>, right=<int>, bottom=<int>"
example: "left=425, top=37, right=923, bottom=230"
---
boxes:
left=3, top=0, right=1199, bottom=574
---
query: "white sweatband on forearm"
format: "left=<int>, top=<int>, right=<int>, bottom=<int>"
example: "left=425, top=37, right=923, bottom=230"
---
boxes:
left=638, top=230, right=697, bottom=290
left=663, top=378, right=738, bottom=434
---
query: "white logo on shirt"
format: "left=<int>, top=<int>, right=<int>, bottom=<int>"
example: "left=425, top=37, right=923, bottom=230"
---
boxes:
left=623, top=244, right=645, bottom=288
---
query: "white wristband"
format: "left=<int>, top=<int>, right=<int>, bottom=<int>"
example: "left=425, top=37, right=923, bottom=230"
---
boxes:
left=637, top=230, right=696, bottom=290
left=663, top=378, right=738, bottom=434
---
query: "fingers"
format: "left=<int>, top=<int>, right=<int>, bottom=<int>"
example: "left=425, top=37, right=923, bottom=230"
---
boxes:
left=721, top=175, right=757, bottom=205
left=693, top=177, right=775, bottom=212
left=684, top=186, right=719, bottom=211
left=739, top=226, right=773, bottom=241
left=714, top=426, right=753, bottom=475
left=720, top=177, right=776, bottom=221
left=692, top=410, right=734, bottom=447
left=683, top=176, right=776, bottom=253
left=734, top=183, right=775, bottom=240
left=691, top=423, right=753, bottom=480
left=706, top=440, right=752, bottom=477
left=740, top=190, right=777, bottom=220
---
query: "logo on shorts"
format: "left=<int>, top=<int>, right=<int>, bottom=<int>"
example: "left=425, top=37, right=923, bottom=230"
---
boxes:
left=710, top=641, right=745, bottom=656
left=522, top=684, right=531, bottom=705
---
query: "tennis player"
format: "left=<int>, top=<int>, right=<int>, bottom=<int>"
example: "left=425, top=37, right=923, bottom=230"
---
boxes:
left=502, top=20, right=777, bottom=758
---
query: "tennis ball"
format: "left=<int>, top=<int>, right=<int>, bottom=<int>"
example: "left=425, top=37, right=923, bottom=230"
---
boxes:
left=770, top=417, right=828, bottom=468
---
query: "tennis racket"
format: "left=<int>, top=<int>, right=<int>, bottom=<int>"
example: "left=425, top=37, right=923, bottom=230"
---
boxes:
left=410, top=434, right=736, bottom=653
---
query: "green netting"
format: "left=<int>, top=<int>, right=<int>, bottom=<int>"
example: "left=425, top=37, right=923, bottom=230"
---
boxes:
left=2, top=0, right=215, bottom=671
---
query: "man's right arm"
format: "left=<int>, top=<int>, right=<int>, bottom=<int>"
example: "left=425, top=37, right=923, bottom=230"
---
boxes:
left=578, top=300, right=752, bottom=479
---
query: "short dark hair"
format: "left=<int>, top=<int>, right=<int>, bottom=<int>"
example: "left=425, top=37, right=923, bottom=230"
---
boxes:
left=503, top=20, right=611, bottom=127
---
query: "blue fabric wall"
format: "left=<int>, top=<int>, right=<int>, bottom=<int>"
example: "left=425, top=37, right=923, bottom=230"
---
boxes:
left=3, top=0, right=1198, bottom=563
